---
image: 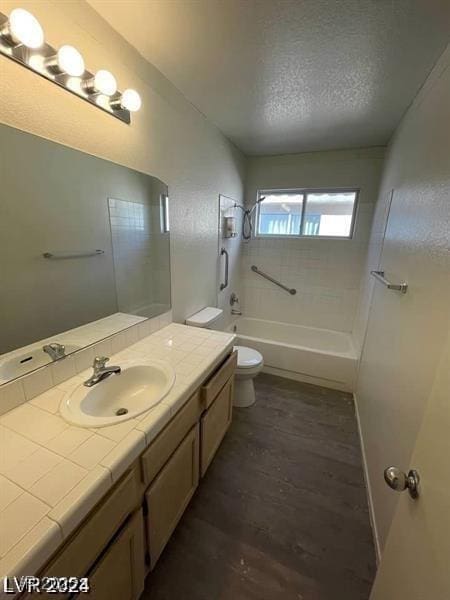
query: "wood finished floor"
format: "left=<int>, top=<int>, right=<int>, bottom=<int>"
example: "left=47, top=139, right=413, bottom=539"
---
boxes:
left=142, top=373, right=376, bottom=600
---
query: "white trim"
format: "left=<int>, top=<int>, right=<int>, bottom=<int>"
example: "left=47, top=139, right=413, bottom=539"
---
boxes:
left=261, top=365, right=352, bottom=393
left=353, top=391, right=381, bottom=563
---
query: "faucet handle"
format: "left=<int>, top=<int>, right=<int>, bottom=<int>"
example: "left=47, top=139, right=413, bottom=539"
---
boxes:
left=93, top=356, right=109, bottom=370
left=43, top=343, right=67, bottom=361
left=50, top=342, right=65, bottom=352
left=230, top=292, right=239, bottom=306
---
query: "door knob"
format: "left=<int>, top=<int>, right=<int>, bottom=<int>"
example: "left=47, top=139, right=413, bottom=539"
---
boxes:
left=384, top=467, right=420, bottom=499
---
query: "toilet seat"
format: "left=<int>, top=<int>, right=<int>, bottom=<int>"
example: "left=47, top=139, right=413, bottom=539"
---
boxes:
left=234, top=345, right=263, bottom=370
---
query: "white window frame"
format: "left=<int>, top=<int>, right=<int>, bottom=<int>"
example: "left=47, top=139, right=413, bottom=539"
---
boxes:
left=255, top=187, right=360, bottom=240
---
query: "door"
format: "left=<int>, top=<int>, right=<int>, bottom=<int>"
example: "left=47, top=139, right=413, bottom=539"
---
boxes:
left=200, top=375, right=233, bottom=476
left=370, top=331, right=450, bottom=598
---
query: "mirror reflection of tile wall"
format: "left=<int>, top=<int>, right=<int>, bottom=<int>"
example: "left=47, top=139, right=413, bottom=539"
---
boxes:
left=109, top=197, right=170, bottom=319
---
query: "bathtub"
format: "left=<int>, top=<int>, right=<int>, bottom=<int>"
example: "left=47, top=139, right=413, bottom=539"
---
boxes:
left=228, top=317, right=358, bottom=392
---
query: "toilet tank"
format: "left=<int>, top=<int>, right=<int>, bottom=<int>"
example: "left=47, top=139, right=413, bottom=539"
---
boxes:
left=185, top=307, right=223, bottom=328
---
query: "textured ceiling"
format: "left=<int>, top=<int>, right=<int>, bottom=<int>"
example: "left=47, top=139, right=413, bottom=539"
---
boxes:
left=87, top=0, right=450, bottom=155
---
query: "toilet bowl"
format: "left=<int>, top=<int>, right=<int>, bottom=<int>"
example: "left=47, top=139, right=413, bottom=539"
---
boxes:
left=233, top=345, right=264, bottom=408
left=186, top=308, right=264, bottom=408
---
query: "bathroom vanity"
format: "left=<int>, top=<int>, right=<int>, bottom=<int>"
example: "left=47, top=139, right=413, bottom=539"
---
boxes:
left=0, top=324, right=236, bottom=599
left=20, top=343, right=235, bottom=599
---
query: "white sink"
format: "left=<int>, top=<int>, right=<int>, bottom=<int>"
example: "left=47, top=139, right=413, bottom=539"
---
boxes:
left=60, top=360, right=176, bottom=428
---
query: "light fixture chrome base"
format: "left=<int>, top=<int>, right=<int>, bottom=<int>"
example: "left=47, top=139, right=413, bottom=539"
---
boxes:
left=0, top=11, right=131, bottom=125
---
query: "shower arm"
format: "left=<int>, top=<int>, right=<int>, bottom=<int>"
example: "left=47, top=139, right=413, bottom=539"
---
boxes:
left=233, top=196, right=265, bottom=215
left=233, top=196, right=265, bottom=241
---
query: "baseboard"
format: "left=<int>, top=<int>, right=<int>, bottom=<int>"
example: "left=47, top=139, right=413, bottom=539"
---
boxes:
left=353, top=392, right=381, bottom=564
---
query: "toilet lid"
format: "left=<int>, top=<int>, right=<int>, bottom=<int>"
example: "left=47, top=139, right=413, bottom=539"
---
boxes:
left=234, top=345, right=263, bottom=369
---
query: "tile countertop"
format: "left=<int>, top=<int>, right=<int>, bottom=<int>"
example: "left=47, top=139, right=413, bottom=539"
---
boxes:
left=0, top=323, right=235, bottom=582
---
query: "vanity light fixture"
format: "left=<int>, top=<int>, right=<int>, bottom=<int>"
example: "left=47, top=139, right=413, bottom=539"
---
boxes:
left=121, top=89, right=142, bottom=112
left=0, top=8, right=44, bottom=49
left=82, top=69, right=117, bottom=96
left=0, top=8, right=142, bottom=124
left=45, top=45, right=85, bottom=77
left=111, top=88, right=142, bottom=112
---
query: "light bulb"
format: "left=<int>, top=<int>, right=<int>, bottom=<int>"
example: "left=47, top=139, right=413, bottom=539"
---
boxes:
left=121, top=89, right=142, bottom=112
left=57, top=45, right=85, bottom=77
left=8, top=8, right=44, bottom=49
left=93, top=70, right=117, bottom=96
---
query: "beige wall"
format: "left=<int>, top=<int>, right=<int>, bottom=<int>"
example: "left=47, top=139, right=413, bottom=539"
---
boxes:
left=356, top=45, right=450, bottom=556
left=0, top=0, right=245, bottom=323
left=243, top=148, right=384, bottom=332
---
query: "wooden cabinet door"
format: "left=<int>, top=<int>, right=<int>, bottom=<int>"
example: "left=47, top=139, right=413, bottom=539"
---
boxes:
left=202, top=351, right=237, bottom=409
left=141, top=390, right=202, bottom=486
left=24, top=468, right=141, bottom=600
left=145, top=424, right=200, bottom=569
left=200, top=375, right=233, bottom=477
left=81, top=509, right=145, bottom=600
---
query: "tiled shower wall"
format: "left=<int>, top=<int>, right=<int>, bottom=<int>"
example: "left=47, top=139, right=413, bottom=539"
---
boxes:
left=109, top=198, right=156, bottom=316
left=241, top=148, right=385, bottom=333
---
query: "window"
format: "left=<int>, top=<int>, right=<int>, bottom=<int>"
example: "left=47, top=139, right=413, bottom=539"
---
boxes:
left=256, top=189, right=358, bottom=238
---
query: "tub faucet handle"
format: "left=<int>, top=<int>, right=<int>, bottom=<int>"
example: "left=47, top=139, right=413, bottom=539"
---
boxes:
left=230, top=292, right=239, bottom=306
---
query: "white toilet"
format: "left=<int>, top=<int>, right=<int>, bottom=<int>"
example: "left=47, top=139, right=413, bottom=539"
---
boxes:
left=231, top=344, right=264, bottom=407
left=186, top=307, right=263, bottom=408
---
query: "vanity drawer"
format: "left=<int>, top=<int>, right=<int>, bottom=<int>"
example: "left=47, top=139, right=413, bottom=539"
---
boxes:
left=201, top=350, right=237, bottom=409
left=200, top=375, right=233, bottom=476
left=141, top=389, right=202, bottom=486
left=39, top=467, right=140, bottom=590
left=145, top=424, right=200, bottom=569
left=78, top=509, right=145, bottom=600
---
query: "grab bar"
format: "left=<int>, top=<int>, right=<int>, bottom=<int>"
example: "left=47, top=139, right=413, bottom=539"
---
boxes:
left=43, top=249, right=104, bottom=259
left=370, top=270, right=408, bottom=294
left=251, top=265, right=296, bottom=295
left=220, top=247, right=229, bottom=291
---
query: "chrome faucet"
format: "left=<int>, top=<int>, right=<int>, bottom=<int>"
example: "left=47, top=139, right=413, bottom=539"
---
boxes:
left=230, top=292, right=242, bottom=315
left=230, top=292, right=239, bottom=306
left=84, top=356, right=121, bottom=387
left=43, top=343, right=66, bottom=361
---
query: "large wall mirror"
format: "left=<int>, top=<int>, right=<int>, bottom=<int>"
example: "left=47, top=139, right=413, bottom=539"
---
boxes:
left=0, top=123, right=171, bottom=384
